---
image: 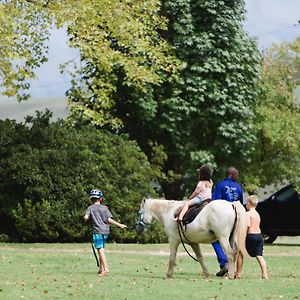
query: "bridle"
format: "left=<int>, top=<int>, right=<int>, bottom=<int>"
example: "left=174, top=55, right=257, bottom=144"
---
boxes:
left=136, top=206, right=151, bottom=230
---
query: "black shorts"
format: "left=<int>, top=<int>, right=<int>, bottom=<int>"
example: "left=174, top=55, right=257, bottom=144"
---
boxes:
left=246, top=233, right=264, bottom=257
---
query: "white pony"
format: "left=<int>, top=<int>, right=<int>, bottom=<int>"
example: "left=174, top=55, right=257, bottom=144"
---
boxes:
left=136, top=198, right=248, bottom=279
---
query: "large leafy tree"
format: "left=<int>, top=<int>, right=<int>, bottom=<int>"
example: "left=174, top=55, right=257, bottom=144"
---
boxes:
left=0, top=0, right=177, bottom=102
left=151, top=0, right=261, bottom=197
left=243, top=38, right=300, bottom=192
left=65, top=0, right=261, bottom=198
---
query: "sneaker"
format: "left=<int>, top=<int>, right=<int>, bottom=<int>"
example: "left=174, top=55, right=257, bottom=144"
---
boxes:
left=216, top=264, right=228, bottom=277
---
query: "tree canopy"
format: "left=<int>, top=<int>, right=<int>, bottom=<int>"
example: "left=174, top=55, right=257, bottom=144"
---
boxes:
left=243, top=37, right=300, bottom=192
left=0, top=0, right=50, bottom=100
left=61, top=0, right=262, bottom=198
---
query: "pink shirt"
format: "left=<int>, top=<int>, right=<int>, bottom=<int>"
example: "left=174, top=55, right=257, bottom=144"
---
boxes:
left=194, top=180, right=213, bottom=200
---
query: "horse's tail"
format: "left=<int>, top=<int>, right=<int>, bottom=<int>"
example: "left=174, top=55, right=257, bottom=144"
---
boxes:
left=231, top=201, right=249, bottom=257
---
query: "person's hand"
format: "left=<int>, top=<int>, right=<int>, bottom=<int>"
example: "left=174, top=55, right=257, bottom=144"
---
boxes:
left=120, top=224, right=127, bottom=229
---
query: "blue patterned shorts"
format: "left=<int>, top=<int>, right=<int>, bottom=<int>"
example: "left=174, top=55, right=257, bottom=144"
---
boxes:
left=93, top=234, right=108, bottom=249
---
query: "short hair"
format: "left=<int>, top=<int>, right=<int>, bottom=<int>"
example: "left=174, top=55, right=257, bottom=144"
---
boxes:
left=198, top=165, right=213, bottom=181
left=90, top=197, right=99, bottom=203
left=227, top=166, right=239, bottom=177
left=247, top=195, right=259, bottom=207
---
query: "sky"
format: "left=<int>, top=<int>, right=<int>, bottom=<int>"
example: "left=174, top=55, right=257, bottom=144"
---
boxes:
left=0, top=0, right=299, bottom=120
left=29, top=0, right=300, bottom=98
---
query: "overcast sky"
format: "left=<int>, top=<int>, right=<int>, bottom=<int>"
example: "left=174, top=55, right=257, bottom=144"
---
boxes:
left=4, top=0, right=300, bottom=100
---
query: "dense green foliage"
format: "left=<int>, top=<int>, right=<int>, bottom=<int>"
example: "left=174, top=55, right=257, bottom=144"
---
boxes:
left=244, top=38, right=300, bottom=192
left=64, top=0, right=261, bottom=198
left=0, top=111, right=161, bottom=242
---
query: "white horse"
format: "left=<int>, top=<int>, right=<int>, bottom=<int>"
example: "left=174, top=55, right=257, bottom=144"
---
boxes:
left=136, top=198, right=248, bottom=279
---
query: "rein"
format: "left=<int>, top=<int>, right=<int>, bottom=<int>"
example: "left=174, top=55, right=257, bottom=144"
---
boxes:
left=177, top=221, right=199, bottom=262
left=92, top=243, right=100, bottom=267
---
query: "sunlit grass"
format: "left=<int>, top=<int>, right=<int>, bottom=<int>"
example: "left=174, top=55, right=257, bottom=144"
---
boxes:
left=0, top=238, right=299, bottom=299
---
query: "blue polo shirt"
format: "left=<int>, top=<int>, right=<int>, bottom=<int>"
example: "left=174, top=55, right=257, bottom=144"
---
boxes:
left=212, top=177, right=243, bottom=204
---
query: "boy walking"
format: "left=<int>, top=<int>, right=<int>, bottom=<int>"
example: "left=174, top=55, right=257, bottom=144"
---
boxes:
left=236, top=195, right=268, bottom=279
left=84, top=189, right=127, bottom=276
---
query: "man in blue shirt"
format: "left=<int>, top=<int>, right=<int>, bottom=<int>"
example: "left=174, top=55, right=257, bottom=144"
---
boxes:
left=212, top=166, right=244, bottom=276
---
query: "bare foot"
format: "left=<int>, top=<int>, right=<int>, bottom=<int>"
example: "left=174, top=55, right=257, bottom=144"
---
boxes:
left=99, top=270, right=109, bottom=276
left=261, top=275, right=268, bottom=279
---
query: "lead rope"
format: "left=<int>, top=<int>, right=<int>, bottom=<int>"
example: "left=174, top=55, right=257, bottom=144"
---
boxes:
left=177, top=221, right=199, bottom=262
left=92, top=243, right=100, bottom=267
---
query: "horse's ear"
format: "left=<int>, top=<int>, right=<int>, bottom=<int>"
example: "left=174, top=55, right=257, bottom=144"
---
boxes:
left=143, top=198, right=146, bottom=203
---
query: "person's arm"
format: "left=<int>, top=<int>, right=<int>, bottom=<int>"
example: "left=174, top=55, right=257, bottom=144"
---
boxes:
left=212, top=183, right=221, bottom=200
left=84, top=208, right=90, bottom=222
left=108, top=217, right=127, bottom=229
left=188, top=190, right=198, bottom=200
left=246, top=212, right=251, bottom=228
left=84, top=214, right=89, bottom=222
left=189, top=181, right=204, bottom=200
left=238, top=187, right=244, bottom=204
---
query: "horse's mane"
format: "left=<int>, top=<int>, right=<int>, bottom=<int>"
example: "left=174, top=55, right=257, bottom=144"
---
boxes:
left=145, top=198, right=183, bottom=213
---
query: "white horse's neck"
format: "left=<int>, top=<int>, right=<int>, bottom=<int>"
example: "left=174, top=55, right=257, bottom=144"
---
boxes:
left=146, top=198, right=183, bottom=222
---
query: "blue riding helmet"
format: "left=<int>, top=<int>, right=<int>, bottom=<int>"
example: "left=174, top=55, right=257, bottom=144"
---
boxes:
left=89, top=189, right=103, bottom=199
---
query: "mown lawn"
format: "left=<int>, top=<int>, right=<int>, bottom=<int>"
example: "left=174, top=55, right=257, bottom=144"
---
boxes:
left=0, top=237, right=299, bottom=300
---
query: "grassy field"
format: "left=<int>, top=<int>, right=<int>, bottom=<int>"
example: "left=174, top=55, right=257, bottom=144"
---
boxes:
left=0, top=237, right=299, bottom=300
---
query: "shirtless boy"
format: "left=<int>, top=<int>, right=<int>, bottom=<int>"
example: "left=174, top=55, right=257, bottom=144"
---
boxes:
left=236, top=195, right=268, bottom=279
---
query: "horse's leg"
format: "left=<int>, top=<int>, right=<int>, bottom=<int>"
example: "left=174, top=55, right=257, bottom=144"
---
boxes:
left=166, top=238, right=180, bottom=279
left=190, top=243, right=209, bottom=278
left=218, top=237, right=235, bottom=279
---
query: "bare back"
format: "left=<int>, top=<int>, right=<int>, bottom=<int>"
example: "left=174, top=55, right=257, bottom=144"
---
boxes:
left=247, top=208, right=261, bottom=234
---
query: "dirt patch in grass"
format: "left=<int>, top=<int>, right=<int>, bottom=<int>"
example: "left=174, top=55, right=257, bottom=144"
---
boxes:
left=0, top=246, right=299, bottom=256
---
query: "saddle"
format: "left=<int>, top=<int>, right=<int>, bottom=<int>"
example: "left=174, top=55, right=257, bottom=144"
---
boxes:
left=174, top=199, right=211, bottom=226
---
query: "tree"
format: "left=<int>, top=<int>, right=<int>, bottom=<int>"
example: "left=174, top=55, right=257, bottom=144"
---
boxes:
left=65, top=0, right=261, bottom=198
left=0, top=0, right=178, bottom=102
left=0, top=0, right=50, bottom=101
left=0, top=111, right=158, bottom=242
left=242, top=38, right=300, bottom=192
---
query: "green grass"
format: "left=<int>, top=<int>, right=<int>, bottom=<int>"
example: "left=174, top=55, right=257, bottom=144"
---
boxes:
left=0, top=237, right=299, bottom=300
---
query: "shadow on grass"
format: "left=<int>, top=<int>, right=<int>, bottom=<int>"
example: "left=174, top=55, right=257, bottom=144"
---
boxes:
left=267, top=243, right=300, bottom=247
left=111, top=270, right=217, bottom=280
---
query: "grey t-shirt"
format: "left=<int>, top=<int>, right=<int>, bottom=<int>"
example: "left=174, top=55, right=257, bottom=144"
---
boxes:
left=85, top=203, right=112, bottom=234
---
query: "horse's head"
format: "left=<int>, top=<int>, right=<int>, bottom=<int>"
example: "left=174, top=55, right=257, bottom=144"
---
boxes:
left=136, top=198, right=153, bottom=235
